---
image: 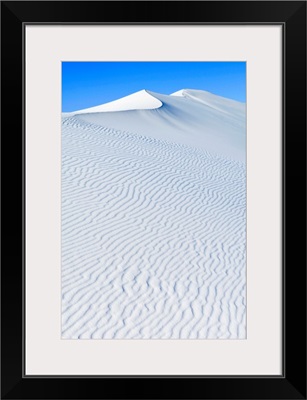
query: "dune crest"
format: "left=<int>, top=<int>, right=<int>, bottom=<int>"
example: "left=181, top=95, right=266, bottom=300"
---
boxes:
left=74, top=89, right=162, bottom=114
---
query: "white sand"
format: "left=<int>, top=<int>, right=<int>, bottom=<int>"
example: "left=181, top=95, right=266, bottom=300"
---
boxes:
left=62, top=89, right=246, bottom=339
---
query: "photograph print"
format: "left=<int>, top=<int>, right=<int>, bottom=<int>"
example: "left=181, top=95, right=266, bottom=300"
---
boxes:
left=61, top=62, right=246, bottom=339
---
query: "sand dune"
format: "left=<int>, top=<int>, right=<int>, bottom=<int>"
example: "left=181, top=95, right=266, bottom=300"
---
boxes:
left=62, top=89, right=246, bottom=339
left=68, top=89, right=245, bottom=162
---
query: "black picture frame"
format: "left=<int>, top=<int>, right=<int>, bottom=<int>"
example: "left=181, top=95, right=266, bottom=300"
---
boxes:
left=1, top=1, right=306, bottom=399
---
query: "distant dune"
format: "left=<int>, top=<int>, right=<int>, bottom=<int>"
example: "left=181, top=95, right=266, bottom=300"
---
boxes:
left=65, top=89, right=246, bottom=162
left=62, top=89, right=246, bottom=339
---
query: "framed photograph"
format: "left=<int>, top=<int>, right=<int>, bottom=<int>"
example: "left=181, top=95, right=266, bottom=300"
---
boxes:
left=1, top=1, right=306, bottom=399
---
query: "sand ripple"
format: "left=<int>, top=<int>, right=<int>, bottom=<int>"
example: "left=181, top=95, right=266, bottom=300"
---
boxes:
left=62, top=116, right=246, bottom=339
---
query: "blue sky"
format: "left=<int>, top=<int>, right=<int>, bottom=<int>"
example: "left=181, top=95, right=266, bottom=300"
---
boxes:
left=62, top=62, right=246, bottom=112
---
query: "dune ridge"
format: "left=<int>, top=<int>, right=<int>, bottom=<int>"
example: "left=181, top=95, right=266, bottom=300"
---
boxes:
left=73, top=89, right=163, bottom=114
